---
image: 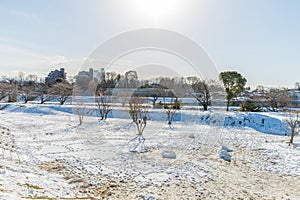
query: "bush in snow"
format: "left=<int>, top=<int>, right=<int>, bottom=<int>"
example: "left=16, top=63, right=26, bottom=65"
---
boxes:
left=128, top=96, right=149, bottom=153
left=73, top=97, right=95, bottom=125
left=95, top=94, right=112, bottom=121
left=285, top=110, right=300, bottom=146
left=163, top=98, right=181, bottom=127
left=239, top=100, right=262, bottom=112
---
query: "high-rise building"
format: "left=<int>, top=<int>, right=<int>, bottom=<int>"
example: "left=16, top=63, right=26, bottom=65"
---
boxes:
left=77, top=67, right=105, bottom=82
left=45, top=68, right=66, bottom=86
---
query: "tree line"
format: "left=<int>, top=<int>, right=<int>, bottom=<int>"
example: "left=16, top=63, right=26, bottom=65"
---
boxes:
left=0, top=70, right=298, bottom=112
left=0, top=77, right=72, bottom=105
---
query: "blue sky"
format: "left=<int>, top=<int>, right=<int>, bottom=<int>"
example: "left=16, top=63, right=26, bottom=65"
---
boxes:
left=0, top=0, right=299, bottom=88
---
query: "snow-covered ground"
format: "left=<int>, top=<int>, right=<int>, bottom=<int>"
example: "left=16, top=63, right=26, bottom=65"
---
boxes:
left=0, top=103, right=300, bottom=199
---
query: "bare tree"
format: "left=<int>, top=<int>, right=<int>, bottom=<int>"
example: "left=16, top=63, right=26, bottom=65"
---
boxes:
left=285, top=110, right=300, bottom=146
left=76, top=103, right=85, bottom=125
left=36, top=83, right=54, bottom=104
left=51, top=82, right=73, bottom=105
left=95, top=72, right=120, bottom=95
left=128, top=96, right=148, bottom=152
left=0, top=82, right=11, bottom=101
left=163, top=98, right=181, bottom=127
left=94, top=76, right=118, bottom=121
left=26, top=74, right=38, bottom=82
left=125, top=70, right=138, bottom=88
left=95, top=93, right=111, bottom=121
left=73, top=97, right=94, bottom=125
left=192, top=80, right=211, bottom=111
left=18, top=72, right=25, bottom=82
left=148, top=85, right=169, bottom=108
left=8, top=80, right=18, bottom=102
left=19, top=83, right=38, bottom=103
left=263, top=88, right=292, bottom=112
left=105, top=71, right=120, bottom=88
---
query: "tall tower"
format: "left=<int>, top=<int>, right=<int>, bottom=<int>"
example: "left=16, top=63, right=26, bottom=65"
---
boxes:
left=100, top=68, right=105, bottom=82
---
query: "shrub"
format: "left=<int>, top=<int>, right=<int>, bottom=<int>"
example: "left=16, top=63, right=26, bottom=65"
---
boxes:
left=240, top=100, right=261, bottom=112
left=173, top=98, right=182, bottom=110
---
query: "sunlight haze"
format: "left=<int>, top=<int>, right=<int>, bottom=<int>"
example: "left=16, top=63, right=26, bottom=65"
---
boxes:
left=0, top=0, right=299, bottom=88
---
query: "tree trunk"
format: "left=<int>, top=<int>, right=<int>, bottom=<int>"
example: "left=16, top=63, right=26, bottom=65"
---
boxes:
left=226, top=100, right=229, bottom=111
left=203, top=104, right=208, bottom=111
left=104, top=110, right=109, bottom=120
left=60, top=97, right=67, bottom=105
left=289, top=129, right=295, bottom=146
left=40, top=96, right=46, bottom=104
left=167, top=111, right=172, bottom=125
left=79, top=115, right=83, bottom=125
left=152, top=97, right=157, bottom=107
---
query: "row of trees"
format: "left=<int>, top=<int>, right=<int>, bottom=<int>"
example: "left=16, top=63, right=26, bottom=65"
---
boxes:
left=1, top=70, right=298, bottom=114
left=218, top=71, right=298, bottom=112
left=0, top=80, right=73, bottom=105
left=92, top=70, right=298, bottom=113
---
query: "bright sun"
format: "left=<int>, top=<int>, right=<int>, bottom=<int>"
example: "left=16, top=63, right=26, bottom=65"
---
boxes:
left=130, top=0, right=181, bottom=21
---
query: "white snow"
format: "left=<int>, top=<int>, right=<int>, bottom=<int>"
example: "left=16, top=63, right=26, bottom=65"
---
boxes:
left=199, top=111, right=291, bottom=135
left=0, top=102, right=299, bottom=199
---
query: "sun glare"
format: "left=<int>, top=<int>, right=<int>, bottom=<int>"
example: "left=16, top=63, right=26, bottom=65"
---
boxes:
left=130, top=0, right=181, bottom=21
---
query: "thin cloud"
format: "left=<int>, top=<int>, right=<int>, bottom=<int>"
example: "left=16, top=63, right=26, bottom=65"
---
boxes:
left=8, top=8, right=41, bottom=24
left=0, top=43, right=68, bottom=65
left=0, top=43, right=81, bottom=77
left=49, top=56, right=69, bottom=65
left=0, top=43, right=42, bottom=58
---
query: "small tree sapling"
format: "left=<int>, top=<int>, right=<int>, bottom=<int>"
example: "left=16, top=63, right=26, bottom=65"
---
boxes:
left=96, top=94, right=112, bottom=121
left=128, top=96, right=149, bottom=153
left=164, top=98, right=181, bottom=127
left=285, top=110, right=300, bottom=146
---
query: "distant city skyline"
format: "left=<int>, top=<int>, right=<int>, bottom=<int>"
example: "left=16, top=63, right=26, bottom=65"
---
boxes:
left=1, top=0, right=300, bottom=89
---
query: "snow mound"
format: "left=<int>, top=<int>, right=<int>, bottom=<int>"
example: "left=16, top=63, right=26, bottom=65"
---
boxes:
left=199, top=112, right=289, bottom=135
left=0, top=103, right=73, bottom=115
